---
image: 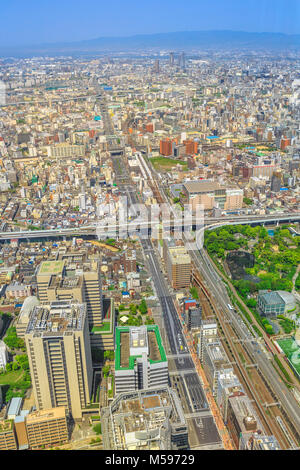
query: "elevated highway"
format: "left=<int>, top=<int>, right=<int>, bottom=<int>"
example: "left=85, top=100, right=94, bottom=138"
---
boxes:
left=0, top=213, right=299, bottom=241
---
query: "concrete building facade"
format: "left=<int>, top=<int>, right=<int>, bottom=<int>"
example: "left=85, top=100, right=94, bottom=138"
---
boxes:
left=25, top=301, right=93, bottom=421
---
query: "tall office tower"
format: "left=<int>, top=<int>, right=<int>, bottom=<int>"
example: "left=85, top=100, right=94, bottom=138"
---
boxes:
left=154, top=59, right=160, bottom=73
left=180, top=52, right=186, bottom=68
left=169, top=52, right=175, bottom=66
left=36, top=252, right=103, bottom=329
left=25, top=301, right=93, bottom=421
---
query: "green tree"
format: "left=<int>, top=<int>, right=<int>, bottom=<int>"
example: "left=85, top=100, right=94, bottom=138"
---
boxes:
left=104, top=350, right=114, bottom=361
left=138, top=300, right=148, bottom=315
left=93, top=423, right=102, bottom=435
left=129, top=304, right=138, bottom=315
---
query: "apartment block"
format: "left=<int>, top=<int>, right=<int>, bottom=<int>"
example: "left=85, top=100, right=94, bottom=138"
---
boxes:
left=47, top=144, right=85, bottom=158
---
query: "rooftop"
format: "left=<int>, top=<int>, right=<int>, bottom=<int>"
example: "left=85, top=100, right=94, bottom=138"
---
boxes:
left=26, top=301, right=86, bottom=336
left=258, top=290, right=285, bottom=305
left=0, top=420, right=14, bottom=433
left=228, top=394, right=264, bottom=435
left=168, top=246, right=191, bottom=265
left=26, top=407, right=66, bottom=425
left=115, top=325, right=167, bottom=370
left=183, top=180, right=222, bottom=194
left=38, top=260, right=65, bottom=276
left=103, top=387, right=186, bottom=450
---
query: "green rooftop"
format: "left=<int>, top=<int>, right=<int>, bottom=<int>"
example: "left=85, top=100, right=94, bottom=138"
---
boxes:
left=115, top=325, right=167, bottom=371
left=39, top=260, right=65, bottom=275
left=277, top=338, right=300, bottom=377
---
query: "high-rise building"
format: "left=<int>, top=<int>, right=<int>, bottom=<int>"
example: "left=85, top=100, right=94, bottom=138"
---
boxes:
left=36, top=251, right=103, bottom=328
left=115, top=326, right=168, bottom=394
left=180, top=52, right=186, bottom=68
left=169, top=52, right=175, bottom=66
left=160, top=139, right=173, bottom=156
left=184, top=140, right=198, bottom=155
left=163, top=239, right=191, bottom=290
left=2, top=406, right=69, bottom=450
left=197, top=320, right=218, bottom=361
left=16, top=296, right=40, bottom=338
left=198, top=323, right=231, bottom=395
left=154, top=59, right=160, bottom=73
left=226, top=394, right=265, bottom=449
left=271, top=170, right=283, bottom=192
left=280, top=136, right=291, bottom=151
left=25, top=301, right=93, bottom=421
left=216, top=367, right=245, bottom=422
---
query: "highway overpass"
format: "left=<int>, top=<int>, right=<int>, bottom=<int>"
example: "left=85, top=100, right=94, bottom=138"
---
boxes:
left=0, top=213, right=299, bottom=241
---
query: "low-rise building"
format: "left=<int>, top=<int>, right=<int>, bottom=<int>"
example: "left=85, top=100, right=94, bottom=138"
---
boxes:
left=257, top=290, right=296, bottom=317
left=0, top=420, right=17, bottom=450
left=25, top=407, right=68, bottom=449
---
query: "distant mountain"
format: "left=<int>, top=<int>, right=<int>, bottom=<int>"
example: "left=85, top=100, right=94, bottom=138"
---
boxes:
left=1, top=30, right=300, bottom=56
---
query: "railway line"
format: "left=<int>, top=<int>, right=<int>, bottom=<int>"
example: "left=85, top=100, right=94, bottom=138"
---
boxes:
left=192, top=269, right=300, bottom=449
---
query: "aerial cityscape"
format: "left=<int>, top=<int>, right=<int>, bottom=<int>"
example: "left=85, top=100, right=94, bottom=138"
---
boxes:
left=0, top=0, right=300, bottom=456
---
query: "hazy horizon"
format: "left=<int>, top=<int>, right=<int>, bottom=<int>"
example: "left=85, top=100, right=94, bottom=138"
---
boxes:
left=1, top=0, right=299, bottom=48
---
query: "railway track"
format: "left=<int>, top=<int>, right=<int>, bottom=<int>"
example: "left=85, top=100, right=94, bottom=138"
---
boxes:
left=193, top=271, right=299, bottom=449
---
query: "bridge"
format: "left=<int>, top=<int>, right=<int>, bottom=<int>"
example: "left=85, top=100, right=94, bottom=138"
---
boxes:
left=0, top=213, right=299, bottom=241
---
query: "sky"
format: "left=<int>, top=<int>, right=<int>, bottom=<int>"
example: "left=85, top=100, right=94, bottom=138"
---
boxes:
left=0, top=0, right=300, bottom=47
